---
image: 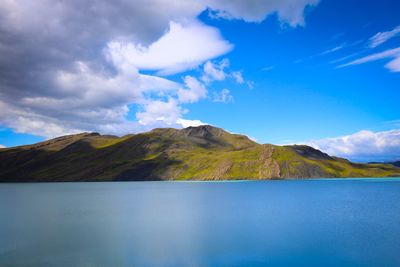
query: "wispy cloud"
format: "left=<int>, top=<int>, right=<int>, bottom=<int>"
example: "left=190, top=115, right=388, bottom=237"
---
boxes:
left=320, top=43, right=347, bottom=55
left=261, top=66, right=275, bottom=71
left=329, top=51, right=365, bottom=64
left=328, top=32, right=345, bottom=42
left=384, top=119, right=400, bottom=128
left=332, top=26, right=400, bottom=72
left=369, top=25, right=400, bottom=48
left=385, top=56, right=400, bottom=72
left=296, top=40, right=363, bottom=64
left=0, top=144, right=5, bottom=148
left=337, top=47, right=400, bottom=71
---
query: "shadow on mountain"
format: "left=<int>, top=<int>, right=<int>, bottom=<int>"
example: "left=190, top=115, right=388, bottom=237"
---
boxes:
left=1, top=125, right=400, bottom=182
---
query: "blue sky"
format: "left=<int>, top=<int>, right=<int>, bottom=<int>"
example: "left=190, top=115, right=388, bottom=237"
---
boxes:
left=0, top=0, right=399, bottom=162
left=201, top=0, right=400, bottom=142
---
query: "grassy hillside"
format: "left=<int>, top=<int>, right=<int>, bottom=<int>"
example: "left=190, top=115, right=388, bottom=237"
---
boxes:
left=1, top=125, right=399, bottom=182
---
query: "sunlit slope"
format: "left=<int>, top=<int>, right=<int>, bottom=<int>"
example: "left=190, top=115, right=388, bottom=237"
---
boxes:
left=1, top=125, right=399, bottom=182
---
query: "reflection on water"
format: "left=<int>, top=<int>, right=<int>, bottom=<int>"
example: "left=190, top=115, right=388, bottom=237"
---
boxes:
left=1, top=179, right=400, bottom=267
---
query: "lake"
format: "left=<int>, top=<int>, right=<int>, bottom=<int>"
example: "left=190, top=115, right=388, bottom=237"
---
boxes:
left=1, top=179, right=400, bottom=267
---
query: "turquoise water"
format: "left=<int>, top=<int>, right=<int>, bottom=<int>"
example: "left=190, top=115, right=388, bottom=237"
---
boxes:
left=1, top=179, right=400, bottom=267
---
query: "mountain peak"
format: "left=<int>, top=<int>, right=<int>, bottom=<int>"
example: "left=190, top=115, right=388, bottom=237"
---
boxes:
left=180, top=125, right=225, bottom=138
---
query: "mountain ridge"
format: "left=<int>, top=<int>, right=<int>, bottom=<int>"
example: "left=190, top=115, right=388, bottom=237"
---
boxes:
left=392, top=161, right=400, bottom=167
left=1, top=125, right=399, bottom=182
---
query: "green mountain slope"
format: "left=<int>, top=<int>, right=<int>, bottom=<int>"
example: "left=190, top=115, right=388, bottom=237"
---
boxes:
left=1, top=125, right=399, bottom=182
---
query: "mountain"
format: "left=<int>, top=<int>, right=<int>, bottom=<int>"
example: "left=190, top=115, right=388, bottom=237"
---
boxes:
left=1, top=125, right=399, bottom=182
left=390, top=161, right=400, bottom=167
left=369, top=161, right=400, bottom=167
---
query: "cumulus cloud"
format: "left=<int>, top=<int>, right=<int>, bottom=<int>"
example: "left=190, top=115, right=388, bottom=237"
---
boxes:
left=207, top=0, right=319, bottom=26
left=136, top=98, right=182, bottom=127
left=176, top=118, right=208, bottom=128
left=338, top=47, right=400, bottom=72
left=201, top=58, right=245, bottom=85
left=213, top=89, right=234, bottom=103
left=136, top=98, right=207, bottom=129
left=369, top=25, right=400, bottom=48
left=0, top=0, right=318, bottom=138
left=307, top=129, right=400, bottom=162
left=178, top=76, right=208, bottom=103
left=202, top=59, right=230, bottom=83
left=106, top=21, right=233, bottom=75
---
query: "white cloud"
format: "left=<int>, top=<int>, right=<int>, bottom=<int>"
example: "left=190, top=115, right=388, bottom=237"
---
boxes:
left=329, top=51, right=364, bottom=64
left=246, top=136, right=258, bottom=142
left=0, top=19, right=225, bottom=138
left=338, top=47, right=400, bottom=72
left=0, top=144, right=6, bottom=148
left=0, top=0, right=318, bottom=139
left=213, top=89, right=234, bottom=103
left=307, top=129, right=400, bottom=162
left=176, top=118, right=208, bottom=128
left=136, top=98, right=183, bottom=127
left=385, top=56, right=400, bottom=72
left=369, top=25, right=400, bottom=48
left=178, top=76, right=208, bottom=103
left=0, top=95, right=146, bottom=138
left=106, top=21, right=233, bottom=75
left=320, top=43, right=347, bottom=55
left=202, top=59, right=230, bottom=83
left=2, top=59, right=183, bottom=138
left=201, top=58, right=246, bottom=85
left=231, top=71, right=244, bottom=84
left=136, top=99, right=209, bottom=129
left=299, top=40, right=363, bottom=65
left=11, top=117, right=81, bottom=138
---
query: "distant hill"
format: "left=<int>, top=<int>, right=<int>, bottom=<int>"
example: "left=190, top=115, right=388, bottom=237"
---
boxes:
left=390, top=161, right=400, bottom=167
left=1, top=125, right=399, bottom=182
left=369, top=161, right=400, bottom=168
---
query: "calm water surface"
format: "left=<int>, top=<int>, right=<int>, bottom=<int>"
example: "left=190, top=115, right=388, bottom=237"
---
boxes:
left=1, top=179, right=400, bottom=267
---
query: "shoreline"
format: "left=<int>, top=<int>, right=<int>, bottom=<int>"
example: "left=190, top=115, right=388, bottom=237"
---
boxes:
left=1, top=177, right=400, bottom=184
